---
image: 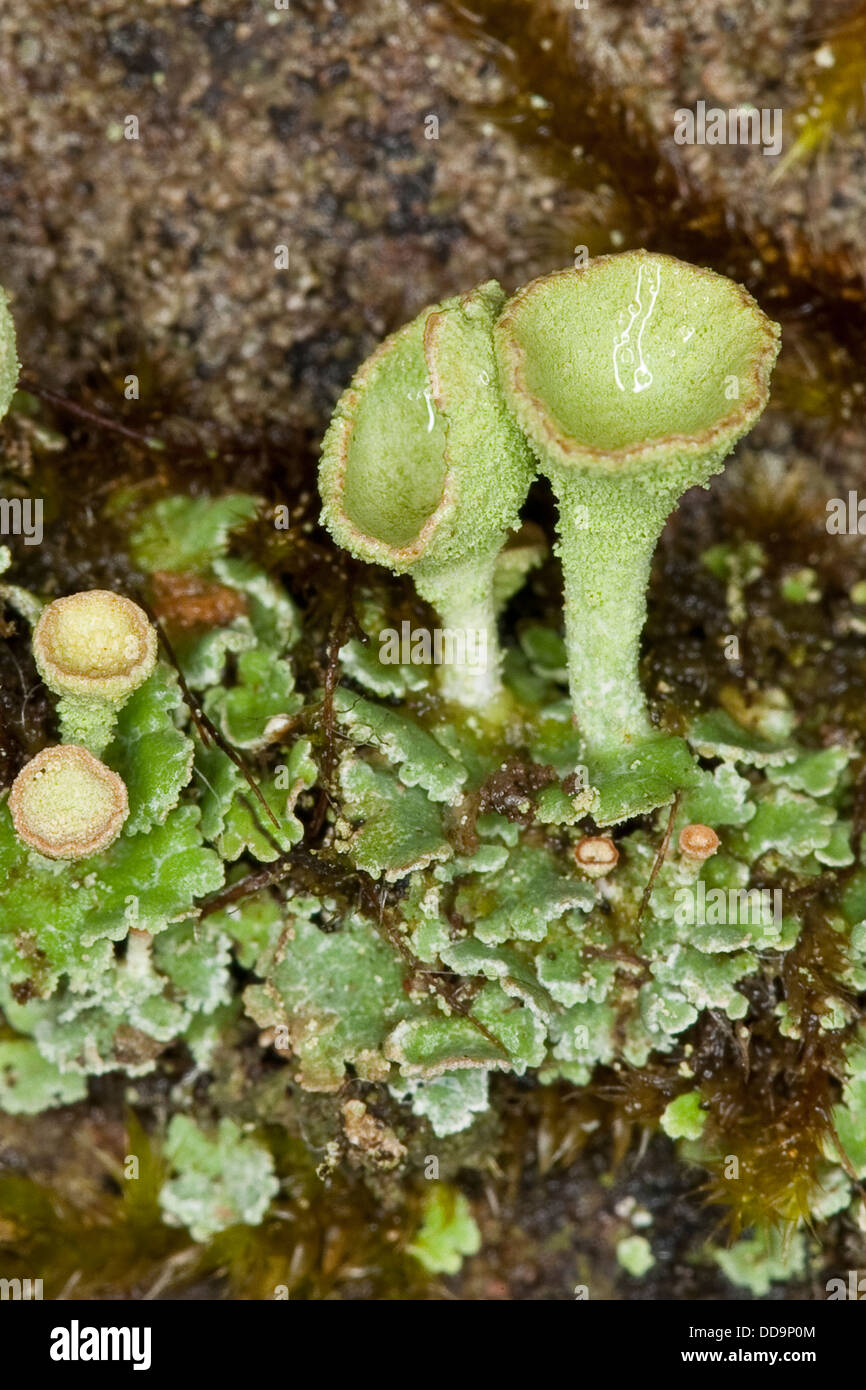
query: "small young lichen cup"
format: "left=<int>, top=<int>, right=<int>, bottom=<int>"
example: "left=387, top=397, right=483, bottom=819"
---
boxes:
left=319, top=281, right=535, bottom=708
left=8, top=744, right=129, bottom=860
left=495, top=250, right=780, bottom=758
left=32, top=590, right=158, bottom=754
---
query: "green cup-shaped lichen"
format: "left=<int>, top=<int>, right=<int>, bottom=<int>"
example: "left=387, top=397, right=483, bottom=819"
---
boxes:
left=319, top=281, right=535, bottom=707
left=33, top=590, right=158, bottom=754
left=8, top=744, right=129, bottom=859
left=495, top=250, right=780, bottom=755
left=0, top=287, right=20, bottom=422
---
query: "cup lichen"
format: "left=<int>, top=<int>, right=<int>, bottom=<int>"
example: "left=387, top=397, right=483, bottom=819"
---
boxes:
left=8, top=743, right=129, bottom=860
left=318, top=253, right=779, bottom=818
left=0, top=286, right=20, bottom=423
left=494, top=250, right=780, bottom=759
left=319, top=280, right=535, bottom=708
left=32, top=589, right=158, bottom=753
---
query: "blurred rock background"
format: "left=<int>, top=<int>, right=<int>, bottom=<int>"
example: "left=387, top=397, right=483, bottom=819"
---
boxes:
left=0, top=0, right=863, bottom=460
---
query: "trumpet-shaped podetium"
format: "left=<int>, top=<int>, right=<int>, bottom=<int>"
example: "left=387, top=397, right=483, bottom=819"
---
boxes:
left=0, top=286, right=20, bottom=422
left=319, top=281, right=535, bottom=707
left=33, top=590, right=158, bottom=754
left=496, top=251, right=779, bottom=815
left=8, top=744, right=129, bottom=859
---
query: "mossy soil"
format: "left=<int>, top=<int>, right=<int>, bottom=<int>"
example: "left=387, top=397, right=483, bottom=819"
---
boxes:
left=2, top=365, right=863, bottom=1299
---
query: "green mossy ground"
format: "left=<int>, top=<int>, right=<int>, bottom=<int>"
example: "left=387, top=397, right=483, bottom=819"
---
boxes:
left=2, top=451, right=866, bottom=1299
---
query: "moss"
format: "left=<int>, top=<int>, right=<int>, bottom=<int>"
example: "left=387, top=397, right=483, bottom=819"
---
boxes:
left=777, top=6, right=866, bottom=175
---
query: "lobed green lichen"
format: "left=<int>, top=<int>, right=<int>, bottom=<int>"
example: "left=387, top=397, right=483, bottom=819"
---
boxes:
left=0, top=255, right=863, bottom=1297
left=0, top=483, right=863, bottom=1291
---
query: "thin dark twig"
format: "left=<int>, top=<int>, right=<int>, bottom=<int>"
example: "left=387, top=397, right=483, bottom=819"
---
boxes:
left=199, top=853, right=297, bottom=919
left=18, top=373, right=166, bottom=451
left=147, top=609, right=280, bottom=831
left=309, top=571, right=356, bottom=837
left=236, top=793, right=289, bottom=858
left=634, top=793, right=681, bottom=938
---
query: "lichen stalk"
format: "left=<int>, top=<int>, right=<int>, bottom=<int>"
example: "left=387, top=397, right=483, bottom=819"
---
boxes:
left=415, top=551, right=503, bottom=705
left=551, top=471, right=679, bottom=751
left=33, top=590, right=158, bottom=755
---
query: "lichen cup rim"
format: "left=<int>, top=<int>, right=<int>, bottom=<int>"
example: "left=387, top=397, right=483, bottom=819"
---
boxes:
left=33, top=588, right=158, bottom=702
left=8, top=743, right=129, bottom=859
left=495, top=250, right=781, bottom=474
left=319, top=311, right=455, bottom=572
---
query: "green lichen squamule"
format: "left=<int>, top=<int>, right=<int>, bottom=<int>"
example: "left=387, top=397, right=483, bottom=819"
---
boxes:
left=33, top=589, right=158, bottom=754
left=495, top=250, right=780, bottom=755
left=319, top=281, right=535, bottom=708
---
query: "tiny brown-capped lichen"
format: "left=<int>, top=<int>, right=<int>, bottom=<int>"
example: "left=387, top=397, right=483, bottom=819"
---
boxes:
left=8, top=744, right=129, bottom=860
left=33, top=590, right=157, bottom=703
left=574, top=834, right=619, bottom=878
left=678, top=823, right=721, bottom=861
left=32, top=590, right=158, bottom=753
